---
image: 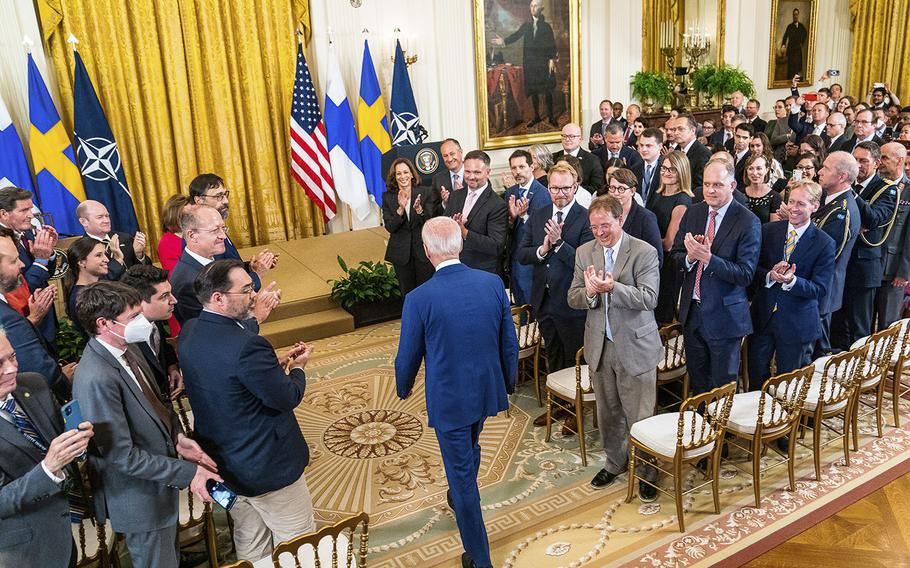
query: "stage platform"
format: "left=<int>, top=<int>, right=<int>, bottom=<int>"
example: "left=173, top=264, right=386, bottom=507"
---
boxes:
left=238, top=227, right=390, bottom=348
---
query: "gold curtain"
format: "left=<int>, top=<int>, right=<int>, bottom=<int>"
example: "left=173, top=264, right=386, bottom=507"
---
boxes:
left=642, top=0, right=683, bottom=73
left=848, top=0, right=910, bottom=103
left=36, top=0, right=321, bottom=252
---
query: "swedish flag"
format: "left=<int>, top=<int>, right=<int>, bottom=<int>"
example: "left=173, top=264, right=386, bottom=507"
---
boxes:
left=357, top=40, right=391, bottom=205
left=27, top=53, right=85, bottom=235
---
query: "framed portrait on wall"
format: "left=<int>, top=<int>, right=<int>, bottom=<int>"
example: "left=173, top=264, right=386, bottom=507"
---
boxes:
left=767, top=0, right=818, bottom=89
left=472, top=0, right=581, bottom=150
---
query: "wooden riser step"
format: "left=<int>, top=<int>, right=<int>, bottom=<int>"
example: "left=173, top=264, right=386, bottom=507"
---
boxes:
left=260, top=308, right=354, bottom=349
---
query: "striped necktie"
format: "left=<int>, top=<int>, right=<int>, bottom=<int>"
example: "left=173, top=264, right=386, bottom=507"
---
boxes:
left=784, top=229, right=797, bottom=261
left=2, top=397, right=86, bottom=521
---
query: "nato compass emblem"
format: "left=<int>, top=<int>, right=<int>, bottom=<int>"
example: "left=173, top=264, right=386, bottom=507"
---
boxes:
left=77, top=136, right=128, bottom=192
left=391, top=112, right=427, bottom=146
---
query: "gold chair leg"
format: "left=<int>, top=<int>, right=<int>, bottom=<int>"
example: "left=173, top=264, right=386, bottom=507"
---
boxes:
left=711, top=448, right=722, bottom=514
left=204, top=506, right=219, bottom=568
left=787, top=425, right=798, bottom=492
left=544, top=393, right=553, bottom=442
left=674, top=461, right=685, bottom=532
left=893, top=371, right=902, bottom=428
left=626, top=445, right=637, bottom=503
left=533, top=347, right=542, bottom=407
left=812, top=412, right=822, bottom=480
left=875, top=382, right=884, bottom=437
left=577, top=398, right=587, bottom=467
left=752, top=437, right=762, bottom=508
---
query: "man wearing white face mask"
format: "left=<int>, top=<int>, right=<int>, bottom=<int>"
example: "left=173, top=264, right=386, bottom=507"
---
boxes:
left=72, top=281, right=221, bottom=568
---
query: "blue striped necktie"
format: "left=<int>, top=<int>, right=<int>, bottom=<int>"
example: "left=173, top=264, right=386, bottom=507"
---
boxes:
left=2, top=397, right=86, bottom=521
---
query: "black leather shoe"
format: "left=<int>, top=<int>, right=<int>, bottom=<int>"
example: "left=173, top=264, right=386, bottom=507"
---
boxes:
left=639, top=480, right=658, bottom=503
left=590, top=468, right=618, bottom=488
left=461, top=552, right=474, bottom=568
left=447, top=489, right=454, bottom=509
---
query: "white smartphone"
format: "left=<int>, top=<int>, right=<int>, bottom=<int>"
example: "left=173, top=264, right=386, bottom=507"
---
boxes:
left=791, top=169, right=803, bottom=182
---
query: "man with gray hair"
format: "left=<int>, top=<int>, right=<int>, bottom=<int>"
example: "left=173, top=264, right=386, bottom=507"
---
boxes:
left=826, top=112, right=850, bottom=153
left=396, top=217, right=518, bottom=568
left=809, top=151, right=861, bottom=357
left=875, top=143, right=910, bottom=329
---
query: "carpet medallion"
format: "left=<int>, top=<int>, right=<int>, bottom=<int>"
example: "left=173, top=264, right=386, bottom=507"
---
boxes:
left=297, top=322, right=910, bottom=567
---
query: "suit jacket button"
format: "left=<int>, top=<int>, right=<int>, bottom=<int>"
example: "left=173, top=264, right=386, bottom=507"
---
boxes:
left=546, top=264, right=550, bottom=268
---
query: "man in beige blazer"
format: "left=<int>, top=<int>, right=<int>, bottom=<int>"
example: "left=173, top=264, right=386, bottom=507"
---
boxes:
left=568, top=195, right=662, bottom=501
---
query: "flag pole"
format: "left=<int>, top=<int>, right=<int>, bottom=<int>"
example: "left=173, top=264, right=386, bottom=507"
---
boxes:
left=67, top=34, right=79, bottom=52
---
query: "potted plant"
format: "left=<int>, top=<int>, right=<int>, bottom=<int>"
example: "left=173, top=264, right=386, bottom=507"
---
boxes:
left=690, top=65, right=717, bottom=108
left=708, top=64, right=756, bottom=105
left=630, top=71, right=674, bottom=113
left=56, top=318, right=87, bottom=363
left=329, top=255, right=403, bottom=327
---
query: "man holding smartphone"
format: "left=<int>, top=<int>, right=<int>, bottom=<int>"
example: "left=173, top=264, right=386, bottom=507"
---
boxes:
left=179, top=260, right=315, bottom=563
left=0, top=330, right=94, bottom=567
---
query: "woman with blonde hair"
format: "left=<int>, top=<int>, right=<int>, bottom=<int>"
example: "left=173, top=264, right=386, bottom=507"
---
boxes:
left=647, top=150, right=693, bottom=323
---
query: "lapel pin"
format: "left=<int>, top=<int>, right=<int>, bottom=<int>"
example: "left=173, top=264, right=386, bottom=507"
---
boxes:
left=23, top=392, right=30, bottom=398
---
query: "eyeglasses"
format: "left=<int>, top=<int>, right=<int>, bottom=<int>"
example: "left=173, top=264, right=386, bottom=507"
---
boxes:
left=202, top=191, right=230, bottom=201
left=589, top=224, right=614, bottom=233
left=607, top=184, right=632, bottom=194
left=659, top=165, right=677, bottom=173
left=560, top=134, right=581, bottom=139
left=548, top=185, right=575, bottom=194
left=222, top=285, right=255, bottom=295
left=196, top=225, right=229, bottom=235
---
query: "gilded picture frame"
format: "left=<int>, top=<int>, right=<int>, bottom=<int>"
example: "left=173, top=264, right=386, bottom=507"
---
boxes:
left=767, top=0, right=818, bottom=89
left=472, top=0, right=581, bottom=150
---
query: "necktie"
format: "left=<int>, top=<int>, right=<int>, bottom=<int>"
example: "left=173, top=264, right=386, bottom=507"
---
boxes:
left=694, top=211, right=717, bottom=300
left=555, top=210, right=563, bottom=224
left=150, top=325, right=162, bottom=357
left=784, top=229, right=798, bottom=261
left=463, top=190, right=479, bottom=220
left=604, top=248, right=614, bottom=341
left=2, top=398, right=86, bottom=521
left=643, top=164, right=653, bottom=199
left=453, top=174, right=462, bottom=189
left=123, top=350, right=174, bottom=438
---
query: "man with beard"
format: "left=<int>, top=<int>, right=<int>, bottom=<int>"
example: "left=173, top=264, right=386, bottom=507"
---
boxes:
left=0, top=231, right=73, bottom=400
left=188, top=174, right=277, bottom=291
left=179, top=260, right=315, bottom=563
left=492, top=0, right=558, bottom=128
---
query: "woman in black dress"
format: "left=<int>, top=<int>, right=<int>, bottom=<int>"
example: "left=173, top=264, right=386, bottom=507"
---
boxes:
left=646, top=150, right=693, bottom=324
left=381, top=158, right=436, bottom=296
left=64, top=237, right=110, bottom=335
left=743, top=154, right=783, bottom=223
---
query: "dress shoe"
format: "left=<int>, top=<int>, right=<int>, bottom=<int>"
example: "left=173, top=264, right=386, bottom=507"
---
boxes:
left=533, top=408, right=568, bottom=427
left=590, top=468, right=618, bottom=489
left=639, top=480, right=658, bottom=503
left=775, top=436, right=790, bottom=453
left=527, top=117, right=542, bottom=128
left=461, top=552, right=492, bottom=568
left=447, top=489, right=454, bottom=509
left=561, top=415, right=577, bottom=436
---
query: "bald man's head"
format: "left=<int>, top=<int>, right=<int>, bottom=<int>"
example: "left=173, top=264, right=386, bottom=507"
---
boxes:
left=880, top=142, right=908, bottom=181
left=560, top=123, right=582, bottom=152
left=77, top=200, right=112, bottom=236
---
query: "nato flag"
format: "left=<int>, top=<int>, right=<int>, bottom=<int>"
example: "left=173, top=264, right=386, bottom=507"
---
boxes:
left=73, top=50, right=139, bottom=233
left=390, top=40, right=426, bottom=147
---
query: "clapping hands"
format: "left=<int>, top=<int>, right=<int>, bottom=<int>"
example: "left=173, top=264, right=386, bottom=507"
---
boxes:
left=769, top=261, right=796, bottom=284
left=683, top=232, right=712, bottom=264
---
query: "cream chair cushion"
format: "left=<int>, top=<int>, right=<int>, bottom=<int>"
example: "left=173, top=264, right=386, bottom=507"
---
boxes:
left=719, top=391, right=790, bottom=435
left=546, top=365, right=596, bottom=402
left=629, top=411, right=715, bottom=459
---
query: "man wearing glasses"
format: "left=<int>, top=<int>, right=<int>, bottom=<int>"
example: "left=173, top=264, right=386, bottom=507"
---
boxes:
left=554, top=123, right=604, bottom=192
left=517, top=163, right=593, bottom=431
left=844, top=108, right=884, bottom=152
left=826, top=112, right=849, bottom=153
left=188, top=174, right=278, bottom=292
left=179, top=260, right=315, bottom=564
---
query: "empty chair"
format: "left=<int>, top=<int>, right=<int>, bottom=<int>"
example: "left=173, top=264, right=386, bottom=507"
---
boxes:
left=655, top=323, right=688, bottom=413
left=511, top=304, right=543, bottom=404
left=272, top=512, right=369, bottom=568
left=848, top=324, right=901, bottom=446
left=544, top=347, right=597, bottom=466
left=626, top=381, right=737, bottom=532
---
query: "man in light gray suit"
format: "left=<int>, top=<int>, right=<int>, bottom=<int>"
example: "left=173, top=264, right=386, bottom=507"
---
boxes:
left=72, top=281, right=220, bottom=568
left=0, top=331, right=93, bottom=568
left=568, top=195, right=662, bottom=500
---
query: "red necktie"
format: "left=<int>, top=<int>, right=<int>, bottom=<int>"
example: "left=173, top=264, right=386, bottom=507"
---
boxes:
left=694, top=211, right=717, bottom=300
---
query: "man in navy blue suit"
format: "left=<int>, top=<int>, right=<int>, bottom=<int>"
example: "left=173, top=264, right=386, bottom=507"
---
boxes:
left=595, top=123, right=644, bottom=181
left=672, top=160, right=761, bottom=394
left=188, top=174, right=277, bottom=291
left=748, top=181, right=835, bottom=387
left=504, top=149, right=551, bottom=307
left=396, top=217, right=518, bottom=568
left=179, top=260, right=314, bottom=563
left=0, top=187, right=60, bottom=344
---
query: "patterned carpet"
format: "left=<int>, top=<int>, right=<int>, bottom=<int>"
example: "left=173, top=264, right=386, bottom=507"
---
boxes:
left=296, top=322, right=910, bottom=568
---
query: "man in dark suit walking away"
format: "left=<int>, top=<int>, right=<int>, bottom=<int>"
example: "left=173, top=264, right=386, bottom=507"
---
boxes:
left=396, top=217, right=518, bottom=568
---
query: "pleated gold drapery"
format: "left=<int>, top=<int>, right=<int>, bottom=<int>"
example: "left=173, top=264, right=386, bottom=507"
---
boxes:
left=848, top=0, right=910, bottom=103
left=36, top=0, right=320, bottom=251
left=642, top=0, right=683, bottom=73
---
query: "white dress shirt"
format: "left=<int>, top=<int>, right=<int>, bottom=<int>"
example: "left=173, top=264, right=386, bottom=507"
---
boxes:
left=185, top=247, right=215, bottom=267
left=435, top=259, right=461, bottom=271
left=765, top=221, right=811, bottom=290
left=1, top=394, right=65, bottom=482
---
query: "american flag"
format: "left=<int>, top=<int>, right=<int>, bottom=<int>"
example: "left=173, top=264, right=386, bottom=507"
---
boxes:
left=290, top=42, right=336, bottom=221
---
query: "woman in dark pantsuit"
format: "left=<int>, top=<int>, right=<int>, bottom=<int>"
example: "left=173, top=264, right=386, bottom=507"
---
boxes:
left=382, top=158, right=436, bottom=296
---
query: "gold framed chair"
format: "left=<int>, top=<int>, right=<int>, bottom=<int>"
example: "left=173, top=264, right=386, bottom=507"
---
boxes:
left=655, top=323, right=688, bottom=413
left=626, top=381, right=736, bottom=532
left=72, top=461, right=120, bottom=568
left=722, top=365, right=812, bottom=507
left=220, top=562, right=253, bottom=568
left=174, top=395, right=219, bottom=568
left=887, top=319, right=910, bottom=428
left=272, top=512, right=369, bottom=568
left=799, top=347, right=866, bottom=480
left=544, top=347, right=597, bottom=466
left=511, top=304, right=543, bottom=405
left=848, top=324, right=901, bottom=447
